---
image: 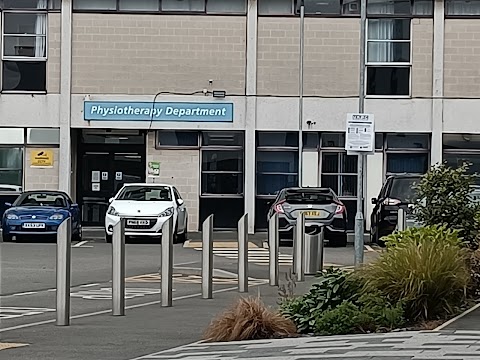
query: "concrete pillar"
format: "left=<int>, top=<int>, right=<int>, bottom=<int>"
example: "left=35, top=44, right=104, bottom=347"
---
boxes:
left=58, top=0, right=73, bottom=194
left=431, top=0, right=445, bottom=166
left=245, top=0, right=258, bottom=234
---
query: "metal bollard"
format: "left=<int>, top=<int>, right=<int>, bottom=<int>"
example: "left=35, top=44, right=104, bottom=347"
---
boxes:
left=304, top=226, right=324, bottom=275
left=397, top=208, right=406, bottom=231
left=238, top=213, right=248, bottom=293
left=56, top=217, right=72, bottom=326
left=161, top=216, right=174, bottom=307
left=112, top=218, right=125, bottom=316
left=202, top=215, right=214, bottom=299
left=294, top=213, right=305, bottom=282
left=268, top=214, right=279, bottom=286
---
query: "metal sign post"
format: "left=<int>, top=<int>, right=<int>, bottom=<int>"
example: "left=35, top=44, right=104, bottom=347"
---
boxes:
left=202, top=215, right=214, bottom=299
left=161, top=216, right=174, bottom=307
left=294, top=213, right=305, bottom=282
left=268, top=214, right=279, bottom=286
left=56, top=217, right=72, bottom=326
left=112, top=218, right=125, bottom=316
left=237, top=213, right=249, bottom=293
left=346, top=113, right=374, bottom=268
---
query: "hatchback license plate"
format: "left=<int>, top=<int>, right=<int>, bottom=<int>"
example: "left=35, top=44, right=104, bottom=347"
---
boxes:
left=304, top=211, right=322, bottom=217
left=22, top=223, right=46, bottom=229
left=127, top=219, right=150, bottom=226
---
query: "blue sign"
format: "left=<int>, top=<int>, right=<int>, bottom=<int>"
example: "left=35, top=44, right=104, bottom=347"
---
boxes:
left=84, top=101, right=234, bottom=122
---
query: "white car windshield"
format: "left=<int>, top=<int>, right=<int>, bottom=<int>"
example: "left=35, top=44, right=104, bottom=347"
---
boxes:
left=116, top=186, right=172, bottom=201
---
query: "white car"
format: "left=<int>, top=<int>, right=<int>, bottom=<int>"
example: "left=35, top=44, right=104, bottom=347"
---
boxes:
left=105, top=183, right=188, bottom=242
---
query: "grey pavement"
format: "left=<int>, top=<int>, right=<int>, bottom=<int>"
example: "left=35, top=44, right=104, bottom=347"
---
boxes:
left=0, top=233, right=379, bottom=359
left=133, top=330, right=480, bottom=360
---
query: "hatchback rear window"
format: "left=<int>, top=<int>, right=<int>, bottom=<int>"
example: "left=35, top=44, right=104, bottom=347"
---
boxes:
left=285, top=191, right=334, bottom=204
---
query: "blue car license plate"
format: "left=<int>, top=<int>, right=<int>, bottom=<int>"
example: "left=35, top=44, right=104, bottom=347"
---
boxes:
left=22, top=223, right=46, bottom=229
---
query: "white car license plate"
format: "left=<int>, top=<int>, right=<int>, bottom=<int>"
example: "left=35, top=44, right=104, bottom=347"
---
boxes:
left=127, top=220, right=150, bottom=226
left=22, top=223, right=46, bottom=229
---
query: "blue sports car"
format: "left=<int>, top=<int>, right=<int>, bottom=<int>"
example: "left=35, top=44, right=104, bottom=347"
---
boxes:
left=1, top=191, right=82, bottom=242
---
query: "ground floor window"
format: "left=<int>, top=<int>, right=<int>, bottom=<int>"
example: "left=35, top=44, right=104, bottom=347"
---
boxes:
left=443, top=134, right=480, bottom=178
left=0, top=147, right=23, bottom=187
left=381, top=133, right=430, bottom=176
left=200, top=131, right=244, bottom=229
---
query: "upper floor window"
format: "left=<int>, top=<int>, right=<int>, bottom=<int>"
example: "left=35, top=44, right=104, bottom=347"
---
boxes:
left=73, top=0, right=247, bottom=14
left=367, top=0, right=433, bottom=16
left=258, top=0, right=360, bottom=15
left=446, top=0, right=480, bottom=16
left=366, top=18, right=411, bottom=96
left=1, top=0, right=51, bottom=92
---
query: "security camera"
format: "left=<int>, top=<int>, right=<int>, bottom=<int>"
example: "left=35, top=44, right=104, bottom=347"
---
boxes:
left=208, top=79, right=214, bottom=85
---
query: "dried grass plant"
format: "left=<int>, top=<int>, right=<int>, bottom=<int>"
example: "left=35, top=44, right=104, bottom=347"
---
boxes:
left=203, top=296, right=298, bottom=342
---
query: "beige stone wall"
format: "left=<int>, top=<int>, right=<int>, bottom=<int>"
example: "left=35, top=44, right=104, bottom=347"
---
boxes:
left=257, top=18, right=360, bottom=97
left=24, top=148, right=59, bottom=190
left=146, top=133, right=199, bottom=232
left=47, top=13, right=61, bottom=93
left=304, top=18, right=360, bottom=97
left=257, top=18, right=300, bottom=96
left=412, top=19, right=433, bottom=98
left=71, top=14, right=246, bottom=95
left=444, top=20, right=480, bottom=97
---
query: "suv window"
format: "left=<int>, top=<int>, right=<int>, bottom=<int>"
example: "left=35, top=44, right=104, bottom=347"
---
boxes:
left=389, top=177, right=419, bottom=203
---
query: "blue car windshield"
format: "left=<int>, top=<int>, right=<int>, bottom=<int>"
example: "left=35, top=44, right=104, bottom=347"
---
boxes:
left=16, top=193, right=67, bottom=207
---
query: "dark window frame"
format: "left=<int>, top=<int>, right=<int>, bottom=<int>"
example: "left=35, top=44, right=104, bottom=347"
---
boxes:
left=445, top=0, right=480, bottom=17
left=156, top=130, right=200, bottom=149
left=200, top=131, right=245, bottom=198
left=383, top=133, right=431, bottom=177
left=71, top=0, right=248, bottom=15
left=366, top=17, right=412, bottom=98
left=366, top=0, right=433, bottom=17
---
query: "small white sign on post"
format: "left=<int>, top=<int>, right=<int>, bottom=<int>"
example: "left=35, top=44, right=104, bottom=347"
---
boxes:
left=345, top=113, right=375, bottom=154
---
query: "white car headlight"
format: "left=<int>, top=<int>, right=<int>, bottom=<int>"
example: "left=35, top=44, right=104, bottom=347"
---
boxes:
left=107, top=206, right=119, bottom=216
left=49, top=213, right=64, bottom=220
left=159, top=207, right=174, bottom=217
left=6, top=213, right=18, bottom=220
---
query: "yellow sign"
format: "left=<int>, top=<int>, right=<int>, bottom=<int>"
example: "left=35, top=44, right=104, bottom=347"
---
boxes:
left=31, top=149, right=54, bottom=167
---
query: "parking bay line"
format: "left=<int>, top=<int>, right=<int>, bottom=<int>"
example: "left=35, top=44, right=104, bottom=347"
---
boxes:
left=0, top=284, right=262, bottom=334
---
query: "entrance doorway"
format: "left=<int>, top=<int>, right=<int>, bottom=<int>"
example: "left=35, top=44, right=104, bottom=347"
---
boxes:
left=77, top=130, right=146, bottom=226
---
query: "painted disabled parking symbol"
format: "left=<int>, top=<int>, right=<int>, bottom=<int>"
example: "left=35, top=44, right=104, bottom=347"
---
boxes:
left=70, top=287, right=165, bottom=300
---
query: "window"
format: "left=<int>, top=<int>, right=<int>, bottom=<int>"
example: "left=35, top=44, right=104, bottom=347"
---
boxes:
left=0, top=128, right=25, bottom=144
left=385, top=133, right=430, bottom=176
left=27, top=128, right=60, bottom=145
left=366, top=18, right=411, bottom=96
left=161, top=0, right=204, bottom=12
left=0, top=148, right=23, bottom=186
left=321, top=153, right=357, bottom=197
left=258, top=0, right=360, bottom=15
left=446, top=0, right=480, bottom=15
left=200, top=131, right=244, bottom=229
left=443, top=134, right=480, bottom=181
left=72, top=0, right=246, bottom=13
left=367, top=0, right=432, bottom=15
left=1, top=0, right=48, bottom=92
left=157, top=131, right=199, bottom=147
left=258, top=0, right=295, bottom=15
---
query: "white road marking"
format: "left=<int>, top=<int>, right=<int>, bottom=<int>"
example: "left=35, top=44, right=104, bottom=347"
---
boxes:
left=70, top=287, right=165, bottom=300
left=0, top=307, right=55, bottom=320
left=73, top=240, right=92, bottom=248
left=79, top=283, right=99, bottom=288
left=193, top=247, right=294, bottom=266
left=12, top=292, right=37, bottom=297
left=0, top=285, right=256, bottom=333
left=364, top=245, right=375, bottom=252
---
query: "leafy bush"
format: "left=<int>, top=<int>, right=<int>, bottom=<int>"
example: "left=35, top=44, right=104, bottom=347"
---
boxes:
left=279, top=268, right=361, bottom=333
left=383, top=225, right=462, bottom=249
left=413, top=162, right=480, bottom=249
left=203, top=296, right=297, bottom=342
left=359, top=234, right=470, bottom=321
left=314, top=295, right=404, bottom=336
left=468, top=249, right=480, bottom=297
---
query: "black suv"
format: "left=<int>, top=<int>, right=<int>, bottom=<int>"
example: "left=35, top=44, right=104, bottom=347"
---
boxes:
left=267, top=187, right=348, bottom=247
left=370, top=173, right=421, bottom=244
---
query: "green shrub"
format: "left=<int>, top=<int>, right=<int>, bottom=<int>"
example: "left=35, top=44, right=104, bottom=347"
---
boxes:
left=359, top=236, right=469, bottom=321
left=413, top=162, right=480, bottom=249
left=314, top=296, right=404, bottom=336
left=383, top=225, right=462, bottom=249
left=279, top=268, right=360, bottom=333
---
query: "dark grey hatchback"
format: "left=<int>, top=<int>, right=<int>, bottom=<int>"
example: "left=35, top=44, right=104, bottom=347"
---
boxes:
left=267, top=187, right=348, bottom=247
